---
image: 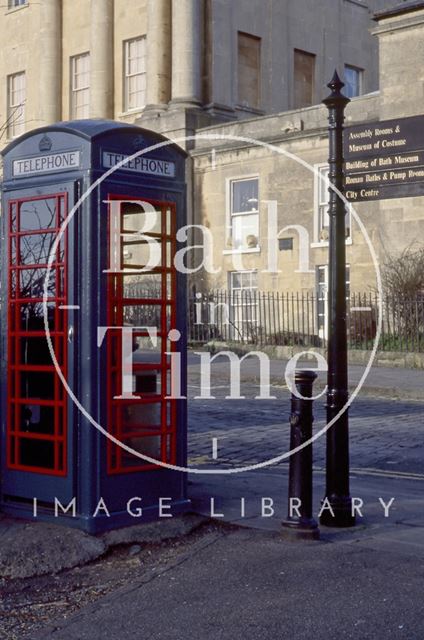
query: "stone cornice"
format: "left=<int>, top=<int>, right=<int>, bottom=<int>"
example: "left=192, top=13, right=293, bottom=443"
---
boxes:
left=374, top=1, right=424, bottom=22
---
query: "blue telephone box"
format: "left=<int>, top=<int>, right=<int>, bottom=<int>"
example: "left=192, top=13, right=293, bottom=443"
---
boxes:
left=0, top=120, right=189, bottom=532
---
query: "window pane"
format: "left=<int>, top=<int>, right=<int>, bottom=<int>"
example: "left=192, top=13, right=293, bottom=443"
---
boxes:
left=317, top=165, right=351, bottom=238
left=124, top=36, right=146, bottom=110
left=231, top=179, right=258, bottom=213
left=232, top=214, right=259, bottom=250
left=318, top=167, right=329, bottom=205
left=71, top=53, right=90, bottom=118
left=231, top=272, right=241, bottom=289
left=318, top=166, right=330, bottom=232
left=294, top=49, right=315, bottom=108
left=344, top=65, right=362, bottom=99
left=229, top=271, right=259, bottom=338
left=8, top=71, right=26, bottom=138
left=237, top=32, right=261, bottom=109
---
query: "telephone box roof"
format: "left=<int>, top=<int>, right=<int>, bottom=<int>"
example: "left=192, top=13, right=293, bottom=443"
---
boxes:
left=2, top=119, right=187, bottom=158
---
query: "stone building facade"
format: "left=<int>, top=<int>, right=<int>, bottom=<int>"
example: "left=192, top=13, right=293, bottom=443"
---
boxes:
left=0, top=0, right=389, bottom=143
left=0, top=0, right=422, bottom=315
left=188, top=1, right=424, bottom=308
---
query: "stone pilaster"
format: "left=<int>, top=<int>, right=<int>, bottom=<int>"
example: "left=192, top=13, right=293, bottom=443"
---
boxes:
left=145, top=0, right=172, bottom=113
left=90, top=0, right=114, bottom=119
left=170, top=0, right=203, bottom=108
left=39, top=0, right=62, bottom=125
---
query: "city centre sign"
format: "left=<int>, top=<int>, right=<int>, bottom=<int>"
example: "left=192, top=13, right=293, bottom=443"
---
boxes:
left=343, top=115, right=424, bottom=202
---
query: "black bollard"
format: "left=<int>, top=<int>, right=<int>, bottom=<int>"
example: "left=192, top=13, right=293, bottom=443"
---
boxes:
left=282, top=370, right=319, bottom=540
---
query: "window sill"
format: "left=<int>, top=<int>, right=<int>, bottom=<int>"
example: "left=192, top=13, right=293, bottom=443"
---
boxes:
left=235, top=105, right=264, bottom=116
left=311, top=238, right=353, bottom=248
left=5, top=3, right=28, bottom=15
left=118, top=107, right=146, bottom=118
left=223, top=247, right=261, bottom=255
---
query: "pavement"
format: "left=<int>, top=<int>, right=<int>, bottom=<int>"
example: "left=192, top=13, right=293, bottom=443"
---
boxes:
left=22, top=525, right=424, bottom=640
left=0, top=358, right=423, bottom=639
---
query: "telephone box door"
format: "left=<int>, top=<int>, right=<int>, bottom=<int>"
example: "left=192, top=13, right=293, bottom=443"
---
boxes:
left=103, top=193, right=184, bottom=479
left=1, top=183, right=77, bottom=503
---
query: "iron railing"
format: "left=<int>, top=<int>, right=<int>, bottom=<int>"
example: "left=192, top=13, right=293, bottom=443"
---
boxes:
left=188, top=290, right=424, bottom=352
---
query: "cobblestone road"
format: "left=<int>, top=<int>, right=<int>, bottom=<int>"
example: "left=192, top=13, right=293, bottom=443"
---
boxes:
left=187, top=364, right=424, bottom=475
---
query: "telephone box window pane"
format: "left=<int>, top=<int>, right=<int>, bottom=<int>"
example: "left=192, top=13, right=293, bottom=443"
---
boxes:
left=19, top=198, right=58, bottom=231
left=122, top=203, right=162, bottom=235
left=11, top=237, right=17, bottom=263
left=10, top=203, right=17, bottom=231
left=133, top=335, right=163, bottom=360
left=58, top=268, right=66, bottom=297
left=166, top=208, right=173, bottom=236
left=19, top=302, right=58, bottom=332
left=9, top=437, right=16, bottom=465
left=167, top=435, right=175, bottom=464
left=19, top=268, right=56, bottom=298
left=123, top=304, right=162, bottom=329
left=53, top=339, right=64, bottom=367
left=18, top=438, right=55, bottom=469
left=165, top=242, right=173, bottom=268
left=17, top=234, right=65, bottom=265
left=133, top=371, right=159, bottom=395
left=123, top=401, right=161, bottom=431
left=19, top=404, right=56, bottom=435
left=20, top=372, right=55, bottom=400
left=19, top=233, right=58, bottom=266
left=123, top=273, right=163, bottom=299
left=19, top=337, right=54, bottom=365
left=112, top=402, right=162, bottom=467
left=123, top=241, right=162, bottom=270
left=121, top=436, right=161, bottom=467
left=10, top=271, right=17, bottom=297
left=165, top=273, right=173, bottom=299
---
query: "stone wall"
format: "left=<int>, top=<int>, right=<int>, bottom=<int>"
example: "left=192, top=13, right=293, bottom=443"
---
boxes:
left=190, top=3, right=424, bottom=294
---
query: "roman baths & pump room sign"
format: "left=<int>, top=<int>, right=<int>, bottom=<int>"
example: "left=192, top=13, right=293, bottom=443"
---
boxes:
left=344, top=115, right=424, bottom=202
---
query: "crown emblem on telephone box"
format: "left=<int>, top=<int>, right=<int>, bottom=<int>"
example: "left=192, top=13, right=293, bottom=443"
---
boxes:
left=39, top=135, right=53, bottom=152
